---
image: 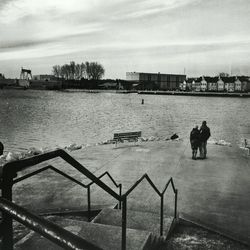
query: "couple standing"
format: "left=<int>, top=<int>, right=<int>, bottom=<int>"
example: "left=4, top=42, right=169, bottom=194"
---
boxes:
left=190, top=121, right=211, bottom=160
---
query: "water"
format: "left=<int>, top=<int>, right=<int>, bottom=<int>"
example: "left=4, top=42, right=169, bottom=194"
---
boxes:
left=0, top=89, right=249, bottom=152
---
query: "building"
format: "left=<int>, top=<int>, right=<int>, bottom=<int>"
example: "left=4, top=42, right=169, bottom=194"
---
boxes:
left=239, top=76, right=250, bottom=92
left=207, top=77, right=218, bottom=91
left=223, top=77, right=235, bottom=92
left=200, top=76, right=208, bottom=92
left=126, top=72, right=186, bottom=90
left=234, top=77, right=242, bottom=92
left=33, top=75, right=58, bottom=81
left=217, top=77, right=225, bottom=92
left=29, top=74, right=62, bottom=89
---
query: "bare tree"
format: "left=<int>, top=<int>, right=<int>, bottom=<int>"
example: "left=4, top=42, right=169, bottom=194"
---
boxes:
left=69, top=61, right=76, bottom=79
left=75, top=63, right=86, bottom=80
left=52, top=61, right=104, bottom=80
left=52, top=65, right=61, bottom=78
left=85, top=61, right=105, bottom=80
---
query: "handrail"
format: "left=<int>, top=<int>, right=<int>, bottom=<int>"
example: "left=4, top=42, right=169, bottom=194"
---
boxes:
left=0, top=197, right=102, bottom=250
left=0, top=149, right=178, bottom=250
left=13, top=165, right=121, bottom=190
left=123, top=174, right=177, bottom=197
left=124, top=174, right=161, bottom=197
left=87, top=171, right=120, bottom=188
left=2, top=149, right=121, bottom=201
left=120, top=174, right=178, bottom=249
left=12, top=165, right=122, bottom=220
left=162, top=177, right=177, bottom=194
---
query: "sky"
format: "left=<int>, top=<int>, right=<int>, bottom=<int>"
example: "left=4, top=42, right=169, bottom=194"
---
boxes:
left=0, top=0, right=250, bottom=79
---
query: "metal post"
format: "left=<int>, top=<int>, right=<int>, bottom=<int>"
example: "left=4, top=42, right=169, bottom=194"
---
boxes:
left=174, top=189, right=178, bottom=219
left=160, top=195, right=164, bottom=236
left=87, top=186, right=91, bottom=222
left=119, top=184, right=122, bottom=209
left=121, top=197, right=127, bottom=250
left=2, top=175, right=14, bottom=250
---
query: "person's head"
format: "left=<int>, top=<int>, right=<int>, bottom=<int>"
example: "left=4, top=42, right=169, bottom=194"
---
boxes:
left=202, top=121, right=207, bottom=126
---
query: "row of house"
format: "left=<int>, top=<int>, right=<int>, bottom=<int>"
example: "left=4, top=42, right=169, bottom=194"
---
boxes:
left=180, top=76, right=250, bottom=92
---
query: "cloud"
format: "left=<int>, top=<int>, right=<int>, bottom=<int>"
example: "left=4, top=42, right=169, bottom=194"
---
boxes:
left=0, top=0, right=250, bottom=78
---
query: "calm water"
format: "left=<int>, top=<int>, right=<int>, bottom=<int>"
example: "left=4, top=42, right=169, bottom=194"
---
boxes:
left=0, top=89, right=249, bottom=152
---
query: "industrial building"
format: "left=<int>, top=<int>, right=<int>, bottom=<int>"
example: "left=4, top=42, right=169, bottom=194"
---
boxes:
left=126, top=72, right=186, bottom=90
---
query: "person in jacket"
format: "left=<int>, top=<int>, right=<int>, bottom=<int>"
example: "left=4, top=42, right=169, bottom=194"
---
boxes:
left=0, top=141, right=3, bottom=156
left=190, top=126, right=200, bottom=160
left=199, top=121, right=211, bottom=159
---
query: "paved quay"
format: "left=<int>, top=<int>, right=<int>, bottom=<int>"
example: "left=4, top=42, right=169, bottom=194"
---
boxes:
left=11, top=140, right=250, bottom=244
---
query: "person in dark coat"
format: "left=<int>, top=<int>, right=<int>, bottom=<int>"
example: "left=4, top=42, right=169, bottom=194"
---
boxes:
left=0, top=141, right=3, bottom=156
left=199, top=121, right=211, bottom=159
left=190, top=126, right=200, bottom=160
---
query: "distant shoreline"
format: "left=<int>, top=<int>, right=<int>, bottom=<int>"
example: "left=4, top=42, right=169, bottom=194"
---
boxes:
left=64, top=89, right=250, bottom=97
left=1, top=87, right=250, bottom=97
left=137, top=90, right=250, bottom=97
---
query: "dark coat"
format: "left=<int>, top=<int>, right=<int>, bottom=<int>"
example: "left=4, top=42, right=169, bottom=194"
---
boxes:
left=200, top=125, right=211, bottom=142
left=190, top=128, right=200, bottom=149
left=0, top=141, right=3, bottom=156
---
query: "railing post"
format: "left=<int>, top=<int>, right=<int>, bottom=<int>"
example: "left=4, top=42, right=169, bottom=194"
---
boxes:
left=2, top=174, right=14, bottom=250
left=87, top=186, right=91, bottom=222
left=119, top=184, right=122, bottom=209
left=174, top=189, right=178, bottom=219
left=121, top=197, right=127, bottom=250
left=160, top=195, right=164, bottom=236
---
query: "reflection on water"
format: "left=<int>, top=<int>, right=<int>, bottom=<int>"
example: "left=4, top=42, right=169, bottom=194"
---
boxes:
left=0, top=89, right=249, bottom=152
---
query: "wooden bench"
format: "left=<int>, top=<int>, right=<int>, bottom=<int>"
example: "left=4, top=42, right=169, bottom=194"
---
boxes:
left=113, top=131, right=142, bottom=146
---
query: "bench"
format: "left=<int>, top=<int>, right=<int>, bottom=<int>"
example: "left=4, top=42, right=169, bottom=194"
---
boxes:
left=244, top=139, right=250, bottom=155
left=113, top=131, right=142, bottom=146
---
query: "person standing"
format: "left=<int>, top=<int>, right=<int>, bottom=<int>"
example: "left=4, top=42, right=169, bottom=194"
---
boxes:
left=0, top=141, right=3, bottom=156
left=190, top=126, right=200, bottom=160
left=199, top=121, right=211, bottom=159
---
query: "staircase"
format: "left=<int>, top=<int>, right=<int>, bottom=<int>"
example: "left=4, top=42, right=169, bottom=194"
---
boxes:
left=0, top=149, right=178, bottom=250
left=14, top=207, right=176, bottom=250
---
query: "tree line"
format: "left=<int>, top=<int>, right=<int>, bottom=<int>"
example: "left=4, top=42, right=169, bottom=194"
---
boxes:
left=52, top=61, right=105, bottom=80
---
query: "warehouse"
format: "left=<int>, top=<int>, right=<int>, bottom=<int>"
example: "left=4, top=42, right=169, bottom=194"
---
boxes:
left=126, top=72, right=186, bottom=90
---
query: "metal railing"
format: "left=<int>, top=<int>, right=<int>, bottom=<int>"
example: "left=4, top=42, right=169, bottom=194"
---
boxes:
left=1, top=149, right=122, bottom=250
left=120, top=174, right=178, bottom=249
left=0, top=149, right=178, bottom=250
left=13, top=165, right=122, bottom=221
left=0, top=197, right=102, bottom=250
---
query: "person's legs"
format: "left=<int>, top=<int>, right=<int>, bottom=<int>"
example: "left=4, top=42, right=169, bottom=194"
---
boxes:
left=203, top=141, right=207, bottom=158
left=193, top=149, right=197, bottom=159
left=199, top=143, right=204, bottom=158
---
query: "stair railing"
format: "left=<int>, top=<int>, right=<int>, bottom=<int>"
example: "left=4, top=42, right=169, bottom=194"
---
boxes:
left=13, top=165, right=122, bottom=221
left=0, top=197, right=102, bottom=250
left=0, top=149, right=178, bottom=250
left=120, top=174, right=178, bottom=250
left=1, top=149, right=123, bottom=250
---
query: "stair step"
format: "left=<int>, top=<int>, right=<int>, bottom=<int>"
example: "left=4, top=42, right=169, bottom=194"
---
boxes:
left=92, top=208, right=174, bottom=236
left=15, top=217, right=151, bottom=250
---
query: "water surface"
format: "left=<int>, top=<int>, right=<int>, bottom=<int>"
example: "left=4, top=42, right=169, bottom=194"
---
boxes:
left=0, top=89, right=249, bottom=152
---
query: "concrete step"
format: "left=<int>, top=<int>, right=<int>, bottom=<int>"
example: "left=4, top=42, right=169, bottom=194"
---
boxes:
left=15, top=216, right=151, bottom=250
left=92, top=208, right=174, bottom=237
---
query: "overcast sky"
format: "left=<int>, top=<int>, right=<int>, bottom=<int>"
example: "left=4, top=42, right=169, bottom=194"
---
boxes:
left=0, top=0, right=250, bottom=79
